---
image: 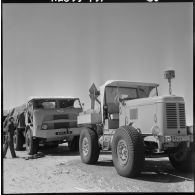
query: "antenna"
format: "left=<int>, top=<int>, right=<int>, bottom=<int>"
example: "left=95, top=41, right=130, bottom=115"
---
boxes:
left=164, top=70, right=175, bottom=95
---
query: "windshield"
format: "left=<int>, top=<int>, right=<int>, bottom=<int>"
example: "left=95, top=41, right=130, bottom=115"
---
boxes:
left=137, top=88, right=147, bottom=98
left=105, top=86, right=155, bottom=103
left=33, top=100, right=56, bottom=109
left=105, top=87, right=138, bottom=103
left=32, top=99, right=81, bottom=109
left=58, top=99, right=81, bottom=109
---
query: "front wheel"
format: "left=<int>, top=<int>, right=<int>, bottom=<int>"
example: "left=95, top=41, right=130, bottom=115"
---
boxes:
left=25, top=128, right=39, bottom=155
left=79, top=128, right=100, bottom=164
left=112, top=126, right=145, bottom=178
left=169, top=142, right=192, bottom=172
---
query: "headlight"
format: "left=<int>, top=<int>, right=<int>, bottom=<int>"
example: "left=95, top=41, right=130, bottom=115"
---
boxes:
left=164, top=136, right=171, bottom=142
left=42, top=124, right=48, bottom=130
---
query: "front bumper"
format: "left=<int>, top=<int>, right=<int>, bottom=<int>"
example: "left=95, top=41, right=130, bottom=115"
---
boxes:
left=159, top=134, right=193, bottom=143
left=157, top=134, right=193, bottom=151
left=34, top=127, right=81, bottom=141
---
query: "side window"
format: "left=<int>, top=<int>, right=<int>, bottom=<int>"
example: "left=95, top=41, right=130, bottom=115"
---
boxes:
left=74, top=99, right=81, bottom=109
left=149, top=88, right=158, bottom=97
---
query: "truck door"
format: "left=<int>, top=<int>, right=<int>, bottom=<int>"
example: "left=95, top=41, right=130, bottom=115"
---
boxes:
left=26, top=102, right=33, bottom=126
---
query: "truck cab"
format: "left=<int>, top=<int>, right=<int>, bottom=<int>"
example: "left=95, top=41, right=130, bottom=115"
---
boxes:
left=77, top=80, right=193, bottom=178
left=12, top=96, right=83, bottom=154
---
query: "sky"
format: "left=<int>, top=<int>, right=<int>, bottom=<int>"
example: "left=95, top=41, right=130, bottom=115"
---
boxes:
left=2, top=3, right=193, bottom=125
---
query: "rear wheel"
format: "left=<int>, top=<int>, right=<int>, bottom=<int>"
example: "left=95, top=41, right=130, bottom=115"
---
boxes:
left=68, top=136, right=79, bottom=152
left=112, top=126, right=145, bottom=178
left=79, top=128, right=100, bottom=164
left=14, top=129, right=24, bottom=151
left=169, top=142, right=192, bottom=172
left=25, top=128, right=39, bottom=155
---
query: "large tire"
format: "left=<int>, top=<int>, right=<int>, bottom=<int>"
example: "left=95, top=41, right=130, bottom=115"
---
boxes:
left=79, top=128, right=100, bottom=164
left=68, top=137, right=79, bottom=152
left=25, top=128, right=39, bottom=155
left=14, top=129, right=24, bottom=151
left=112, top=126, right=145, bottom=178
left=169, top=142, right=192, bottom=172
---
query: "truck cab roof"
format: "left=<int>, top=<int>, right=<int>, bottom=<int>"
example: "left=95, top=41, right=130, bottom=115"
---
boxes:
left=27, top=96, right=80, bottom=103
left=100, top=80, right=159, bottom=89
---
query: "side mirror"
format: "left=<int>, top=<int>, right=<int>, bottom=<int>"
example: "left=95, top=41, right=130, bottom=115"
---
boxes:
left=81, top=103, right=85, bottom=110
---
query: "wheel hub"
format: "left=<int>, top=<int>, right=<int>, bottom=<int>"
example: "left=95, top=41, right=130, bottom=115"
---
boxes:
left=82, top=137, right=89, bottom=156
left=117, top=139, right=128, bottom=166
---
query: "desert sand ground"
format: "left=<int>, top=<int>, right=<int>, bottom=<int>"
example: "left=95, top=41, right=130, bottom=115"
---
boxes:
left=3, top=143, right=194, bottom=193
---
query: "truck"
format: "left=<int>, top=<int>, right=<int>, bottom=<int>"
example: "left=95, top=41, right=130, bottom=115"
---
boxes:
left=77, top=76, right=193, bottom=178
left=8, top=96, right=83, bottom=155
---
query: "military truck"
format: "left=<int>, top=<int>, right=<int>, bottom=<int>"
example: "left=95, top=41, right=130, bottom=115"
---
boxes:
left=77, top=76, right=193, bottom=178
left=9, top=96, right=83, bottom=155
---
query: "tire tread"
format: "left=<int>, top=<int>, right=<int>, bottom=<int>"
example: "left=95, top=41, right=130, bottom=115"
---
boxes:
left=112, top=125, right=145, bottom=177
left=79, top=128, right=100, bottom=164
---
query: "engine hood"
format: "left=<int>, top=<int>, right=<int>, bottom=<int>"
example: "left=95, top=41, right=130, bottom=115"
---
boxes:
left=125, top=95, right=184, bottom=107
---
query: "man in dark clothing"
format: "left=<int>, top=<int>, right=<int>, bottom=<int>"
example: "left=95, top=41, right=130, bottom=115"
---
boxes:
left=3, top=116, right=17, bottom=158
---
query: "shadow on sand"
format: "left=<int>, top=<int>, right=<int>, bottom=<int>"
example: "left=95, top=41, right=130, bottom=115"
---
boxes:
left=38, top=144, right=80, bottom=156
left=95, top=157, right=194, bottom=183
left=38, top=145, right=113, bottom=157
left=138, top=158, right=194, bottom=183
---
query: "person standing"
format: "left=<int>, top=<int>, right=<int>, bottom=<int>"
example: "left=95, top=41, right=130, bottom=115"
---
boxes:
left=3, top=116, right=17, bottom=158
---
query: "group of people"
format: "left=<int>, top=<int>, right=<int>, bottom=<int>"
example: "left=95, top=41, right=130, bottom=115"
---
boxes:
left=3, top=116, right=17, bottom=158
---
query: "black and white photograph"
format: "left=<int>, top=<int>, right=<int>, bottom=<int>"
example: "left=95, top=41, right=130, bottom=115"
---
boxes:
left=2, top=0, right=194, bottom=193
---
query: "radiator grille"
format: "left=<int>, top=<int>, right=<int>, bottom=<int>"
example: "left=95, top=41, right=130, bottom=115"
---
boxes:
left=166, top=103, right=177, bottom=128
left=178, top=103, right=186, bottom=128
left=166, top=103, right=186, bottom=129
left=42, top=113, right=78, bottom=130
left=54, top=114, right=69, bottom=120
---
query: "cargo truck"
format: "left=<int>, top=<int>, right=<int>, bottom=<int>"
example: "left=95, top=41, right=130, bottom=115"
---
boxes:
left=9, top=96, right=83, bottom=155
